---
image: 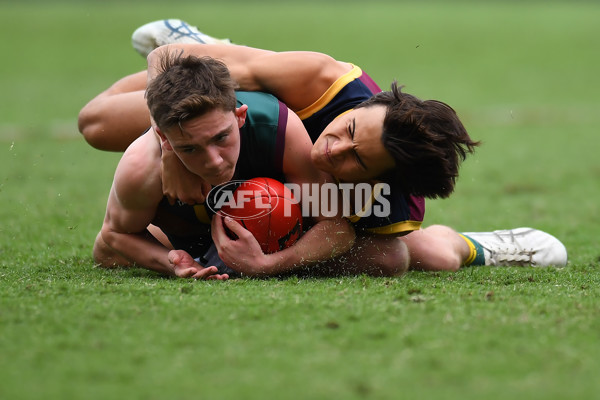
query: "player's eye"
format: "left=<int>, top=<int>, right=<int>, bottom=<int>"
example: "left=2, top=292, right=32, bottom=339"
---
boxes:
left=347, top=119, right=356, bottom=139
left=214, top=133, right=229, bottom=143
left=181, top=147, right=196, bottom=154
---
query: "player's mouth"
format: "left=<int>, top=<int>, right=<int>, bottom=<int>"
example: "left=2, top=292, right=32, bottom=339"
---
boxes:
left=207, top=168, right=233, bottom=184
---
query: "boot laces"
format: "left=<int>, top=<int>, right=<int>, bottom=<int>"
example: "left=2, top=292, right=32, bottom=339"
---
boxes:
left=486, top=231, right=536, bottom=266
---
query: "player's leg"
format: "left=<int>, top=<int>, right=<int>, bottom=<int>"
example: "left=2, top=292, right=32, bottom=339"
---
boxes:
left=137, top=19, right=350, bottom=112
left=78, top=71, right=150, bottom=151
left=401, top=225, right=470, bottom=271
left=83, top=21, right=255, bottom=152
left=402, top=225, right=569, bottom=271
left=80, top=18, right=222, bottom=151
left=461, top=227, right=568, bottom=267
left=315, top=226, right=464, bottom=275
left=131, top=19, right=231, bottom=58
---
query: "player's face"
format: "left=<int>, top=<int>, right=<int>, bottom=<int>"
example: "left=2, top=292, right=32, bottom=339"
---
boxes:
left=163, top=107, right=246, bottom=186
left=311, top=105, right=395, bottom=183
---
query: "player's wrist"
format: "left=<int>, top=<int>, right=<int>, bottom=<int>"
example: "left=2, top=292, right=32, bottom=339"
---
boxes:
left=258, top=250, right=293, bottom=276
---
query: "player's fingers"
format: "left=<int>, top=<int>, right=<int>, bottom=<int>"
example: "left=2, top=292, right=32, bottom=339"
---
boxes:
left=212, top=213, right=234, bottom=241
left=223, top=216, right=251, bottom=238
left=211, top=212, right=224, bottom=236
left=207, top=273, right=229, bottom=281
left=176, top=267, right=199, bottom=278
left=168, top=250, right=182, bottom=265
left=191, top=266, right=218, bottom=280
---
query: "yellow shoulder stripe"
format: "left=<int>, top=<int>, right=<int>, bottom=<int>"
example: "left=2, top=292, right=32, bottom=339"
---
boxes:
left=296, top=64, right=363, bottom=120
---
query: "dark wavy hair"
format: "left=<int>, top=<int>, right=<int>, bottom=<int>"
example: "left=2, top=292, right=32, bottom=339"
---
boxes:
left=145, top=52, right=239, bottom=133
left=355, top=82, right=479, bottom=198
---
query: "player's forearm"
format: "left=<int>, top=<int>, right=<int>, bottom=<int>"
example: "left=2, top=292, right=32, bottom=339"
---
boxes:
left=101, top=228, right=174, bottom=275
left=147, top=44, right=271, bottom=92
left=259, top=218, right=355, bottom=276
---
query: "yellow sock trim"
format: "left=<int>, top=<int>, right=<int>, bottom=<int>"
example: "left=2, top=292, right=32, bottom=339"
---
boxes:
left=459, top=234, right=477, bottom=266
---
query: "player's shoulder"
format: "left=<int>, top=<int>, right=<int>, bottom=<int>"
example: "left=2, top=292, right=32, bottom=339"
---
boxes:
left=288, top=51, right=350, bottom=83
left=236, top=91, right=285, bottom=131
left=113, top=131, right=162, bottom=204
left=235, top=90, right=276, bottom=104
left=236, top=90, right=279, bottom=115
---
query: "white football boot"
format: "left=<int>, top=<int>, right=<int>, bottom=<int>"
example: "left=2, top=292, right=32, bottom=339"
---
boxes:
left=462, top=227, right=568, bottom=267
left=132, top=19, right=231, bottom=57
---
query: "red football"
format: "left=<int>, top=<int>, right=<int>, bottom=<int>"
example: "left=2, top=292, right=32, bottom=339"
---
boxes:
left=219, top=177, right=303, bottom=253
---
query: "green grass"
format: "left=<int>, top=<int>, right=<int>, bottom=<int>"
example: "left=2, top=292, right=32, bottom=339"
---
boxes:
left=1, top=1, right=600, bottom=399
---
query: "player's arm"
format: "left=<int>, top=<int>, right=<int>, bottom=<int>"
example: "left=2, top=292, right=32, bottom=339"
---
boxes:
left=147, top=44, right=352, bottom=112
left=99, top=132, right=224, bottom=279
left=212, top=109, right=355, bottom=277
left=271, top=109, right=356, bottom=267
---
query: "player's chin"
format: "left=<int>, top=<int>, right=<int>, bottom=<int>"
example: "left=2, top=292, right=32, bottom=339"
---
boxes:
left=205, top=169, right=235, bottom=186
left=310, top=142, right=322, bottom=164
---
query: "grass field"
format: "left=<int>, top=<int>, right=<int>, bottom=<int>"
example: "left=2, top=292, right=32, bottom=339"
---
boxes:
left=1, top=1, right=600, bottom=399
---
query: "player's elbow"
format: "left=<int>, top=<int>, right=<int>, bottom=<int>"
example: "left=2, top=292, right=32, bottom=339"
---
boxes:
left=373, top=247, right=409, bottom=277
left=329, top=219, right=356, bottom=256
left=146, top=46, right=162, bottom=65
left=93, top=230, right=130, bottom=268
left=147, top=46, right=171, bottom=74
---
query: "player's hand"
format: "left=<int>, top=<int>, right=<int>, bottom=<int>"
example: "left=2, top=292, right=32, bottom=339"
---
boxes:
left=160, top=146, right=212, bottom=205
left=168, top=249, right=229, bottom=280
left=211, top=213, right=269, bottom=276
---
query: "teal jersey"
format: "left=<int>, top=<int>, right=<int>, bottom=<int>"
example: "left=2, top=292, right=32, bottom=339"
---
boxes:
left=233, top=91, right=287, bottom=183
left=155, top=91, right=288, bottom=260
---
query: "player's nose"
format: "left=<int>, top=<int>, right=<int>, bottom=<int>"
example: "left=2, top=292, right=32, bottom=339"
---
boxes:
left=331, top=138, right=352, bottom=159
left=204, top=147, right=223, bottom=168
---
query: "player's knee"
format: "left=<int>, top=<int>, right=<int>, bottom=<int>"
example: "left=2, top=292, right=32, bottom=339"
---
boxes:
left=413, top=225, right=463, bottom=271
left=423, top=224, right=455, bottom=236
left=419, top=248, right=462, bottom=271
left=78, top=105, right=107, bottom=150
left=428, top=225, right=465, bottom=271
left=434, top=255, right=462, bottom=271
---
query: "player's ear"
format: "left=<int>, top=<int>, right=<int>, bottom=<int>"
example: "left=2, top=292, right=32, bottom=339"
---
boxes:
left=155, top=127, right=173, bottom=151
left=235, top=105, right=248, bottom=128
